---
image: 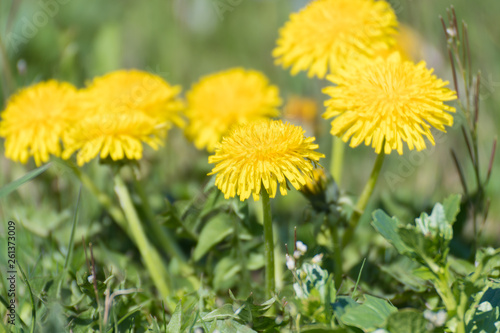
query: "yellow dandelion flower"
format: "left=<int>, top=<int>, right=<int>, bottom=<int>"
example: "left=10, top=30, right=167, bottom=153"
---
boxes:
left=63, top=112, right=163, bottom=166
left=62, top=70, right=183, bottom=166
left=283, top=96, right=318, bottom=124
left=185, top=68, right=282, bottom=152
left=273, top=0, right=398, bottom=78
left=300, top=167, right=328, bottom=196
left=208, top=120, right=325, bottom=201
left=0, top=80, right=78, bottom=166
left=82, top=69, right=185, bottom=129
left=323, top=53, right=457, bottom=154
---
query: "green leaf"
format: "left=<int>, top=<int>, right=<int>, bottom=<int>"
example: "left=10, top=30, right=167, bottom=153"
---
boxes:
left=213, top=257, right=241, bottom=291
left=202, top=304, right=236, bottom=321
left=386, top=309, right=430, bottom=333
left=372, top=210, right=412, bottom=255
left=0, top=163, right=51, bottom=199
left=340, top=295, right=397, bottom=331
left=443, top=194, right=461, bottom=226
left=332, top=296, right=359, bottom=321
left=193, top=215, right=234, bottom=261
left=167, top=301, right=182, bottom=333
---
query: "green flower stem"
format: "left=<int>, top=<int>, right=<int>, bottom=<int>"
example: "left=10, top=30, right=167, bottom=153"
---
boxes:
left=342, top=152, right=385, bottom=248
left=132, top=176, right=187, bottom=263
left=261, top=189, right=275, bottom=298
left=327, top=215, right=343, bottom=289
left=66, top=161, right=128, bottom=232
left=114, top=174, right=175, bottom=309
left=330, top=136, right=345, bottom=186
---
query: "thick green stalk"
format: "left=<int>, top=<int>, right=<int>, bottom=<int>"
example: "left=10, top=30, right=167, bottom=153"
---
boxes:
left=330, top=137, right=345, bottom=186
left=261, top=189, right=275, bottom=298
left=114, top=174, right=174, bottom=309
left=328, top=215, right=343, bottom=289
left=133, top=177, right=186, bottom=262
left=66, top=161, right=128, bottom=232
left=342, top=152, right=385, bottom=248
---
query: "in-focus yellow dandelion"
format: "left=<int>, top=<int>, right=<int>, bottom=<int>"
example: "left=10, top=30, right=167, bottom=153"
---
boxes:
left=62, top=70, right=184, bottom=166
left=273, top=0, right=398, bottom=78
left=208, top=120, right=324, bottom=201
left=0, top=80, right=78, bottom=166
left=185, top=68, right=281, bottom=152
left=323, top=52, right=457, bottom=154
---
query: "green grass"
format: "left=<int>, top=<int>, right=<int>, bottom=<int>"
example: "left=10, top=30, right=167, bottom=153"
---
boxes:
left=0, top=0, right=499, bottom=332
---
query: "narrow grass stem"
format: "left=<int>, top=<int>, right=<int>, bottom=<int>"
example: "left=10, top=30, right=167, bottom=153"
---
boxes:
left=342, top=152, right=385, bottom=248
left=113, top=174, right=174, bottom=310
left=261, top=189, right=275, bottom=298
left=330, top=136, right=345, bottom=186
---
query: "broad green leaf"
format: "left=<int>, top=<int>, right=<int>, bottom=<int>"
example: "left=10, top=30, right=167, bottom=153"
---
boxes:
left=466, top=281, right=500, bottom=332
left=167, top=301, right=182, bottom=333
left=213, top=257, right=240, bottom=291
left=193, top=215, right=234, bottom=260
left=372, top=210, right=412, bottom=255
left=332, top=296, right=359, bottom=321
left=202, top=304, right=236, bottom=321
left=0, top=163, right=51, bottom=199
left=340, top=295, right=397, bottom=331
left=300, top=326, right=348, bottom=333
left=386, top=309, right=430, bottom=333
left=379, top=257, right=428, bottom=292
left=443, top=194, right=461, bottom=226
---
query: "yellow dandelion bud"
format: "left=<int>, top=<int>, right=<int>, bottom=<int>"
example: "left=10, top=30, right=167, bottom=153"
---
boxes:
left=323, top=52, right=457, bottom=155
left=0, top=80, right=78, bottom=166
left=62, top=70, right=183, bottom=166
left=273, top=0, right=398, bottom=78
left=208, top=120, right=325, bottom=201
left=185, top=68, right=282, bottom=152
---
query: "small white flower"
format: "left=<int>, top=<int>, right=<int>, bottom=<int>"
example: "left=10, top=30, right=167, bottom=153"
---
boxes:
left=286, top=254, right=295, bottom=270
left=296, top=241, right=307, bottom=254
left=293, top=250, right=302, bottom=259
left=87, top=275, right=94, bottom=283
left=424, top=309, right=447, bottom=327
left=446, top=27, right=456, bottom=37
left=311, top=253, right=323, bottom=264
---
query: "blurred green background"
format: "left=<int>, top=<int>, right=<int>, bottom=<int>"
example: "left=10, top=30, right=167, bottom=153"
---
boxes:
left=0, top=0, right=499, bottom=244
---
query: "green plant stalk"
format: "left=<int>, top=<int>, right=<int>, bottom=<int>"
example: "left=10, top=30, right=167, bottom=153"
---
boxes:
left=133, top=176, right=187, bottom=262
left=261, top=189, right=275, bottom=297
left=57, top=187, right=82, bottom=298
left=330, top=136, right=345, bottom=186
left=328, top=215, right=343, bottom=289
left=114, top=174, right=175, bottom=310
left=66, top=161, right=128, bottom=232
left=342, top=152, right=385, bottom=248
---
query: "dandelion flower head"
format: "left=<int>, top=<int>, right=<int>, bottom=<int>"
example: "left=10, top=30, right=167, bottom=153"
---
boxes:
left=208, top=120, right=324, bottom=201
left=273, top=0, right=398, bottom=78
left=322, top=52, right=457, bottom=154
left=63, top=70, right=183, bottom=166
left=0, top=80, right=78, bottom=166
left=185, top=68, right=281, bottom=152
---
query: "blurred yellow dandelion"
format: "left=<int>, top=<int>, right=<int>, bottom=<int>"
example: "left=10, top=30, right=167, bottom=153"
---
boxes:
left=185, top=68, right=281, bottom=152
left=323, top=53, right=457, bottom=154
left=0, top=80, right=78, bottom=166
left=208, top=120, right=324, bottom=201
left=273, top=0, right=398, bottom=78
left=82, top=69, right=184, bottom=128
left=62, top=70, right=183, bottom=166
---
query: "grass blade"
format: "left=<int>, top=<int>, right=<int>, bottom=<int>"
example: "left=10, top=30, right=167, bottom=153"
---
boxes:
left=0, top=163, right=51, bottom=199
